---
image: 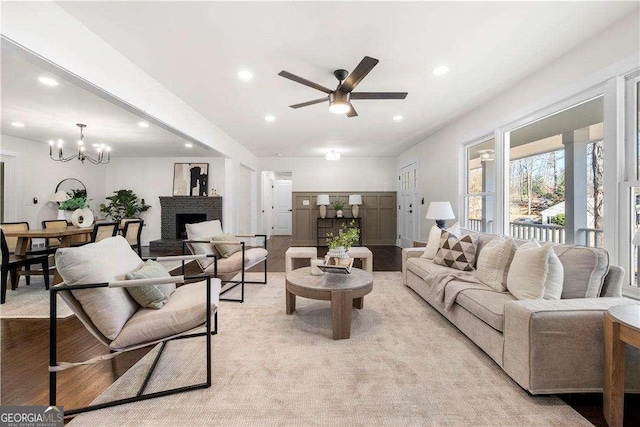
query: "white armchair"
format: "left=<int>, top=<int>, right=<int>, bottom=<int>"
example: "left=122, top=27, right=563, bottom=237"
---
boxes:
left=49, top=236, right=221, bottom=417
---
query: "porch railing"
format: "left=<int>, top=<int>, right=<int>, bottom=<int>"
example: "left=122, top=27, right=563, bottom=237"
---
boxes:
left=468, top=219, right=602, bottom=248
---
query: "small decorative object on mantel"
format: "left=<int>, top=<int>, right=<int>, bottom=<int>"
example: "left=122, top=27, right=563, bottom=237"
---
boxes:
left=331, top=199, right=345, bottom=218
left=173, top=163, right=209, bottom=196
left=349, top=194, right=363, bottom=218
left=317, top=194, right=330, bottom=218
left=325, top=220, right=360, bottom=270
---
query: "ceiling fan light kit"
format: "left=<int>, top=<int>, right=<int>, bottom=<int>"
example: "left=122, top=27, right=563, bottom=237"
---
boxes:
left=278, top=56, right=407, bottom=118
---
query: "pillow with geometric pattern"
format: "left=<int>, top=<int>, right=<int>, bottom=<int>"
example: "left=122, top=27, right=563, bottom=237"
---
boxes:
left=433, top=230, right=478, bottom=271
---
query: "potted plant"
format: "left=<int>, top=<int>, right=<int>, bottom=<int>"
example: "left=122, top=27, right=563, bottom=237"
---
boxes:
left=59, top=194, right=90, bottom=222
left=326, top=221, right=360, bottom=265
left=331, top=200, right=345, bottom=218
left=100, top=189, right=151, bottom=222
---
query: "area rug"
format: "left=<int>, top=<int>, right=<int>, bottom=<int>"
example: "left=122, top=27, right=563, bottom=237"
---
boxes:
left=69, top=272, right=590, bottom=426
left=0, top=260, right=184, bottom=319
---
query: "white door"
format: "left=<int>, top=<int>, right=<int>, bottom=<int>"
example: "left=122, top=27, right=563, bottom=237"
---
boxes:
left=261, top=174, right=273, bottom=237
left=273, top=179, right=292, bottom=235
left=398, top=163, right=418, bottom=247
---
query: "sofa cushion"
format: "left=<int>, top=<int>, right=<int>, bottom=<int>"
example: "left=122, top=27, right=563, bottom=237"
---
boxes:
left=55, top=236, right=143, bottom=340
left=421, top=222, right=460, bottom=260
left=110, top=279, right=221, bottom=350
left=185, top=220, right=223, bottom=268
left=126, top=260, right=176, bottom=309
left=476, top=236, right=516, bottom=292
left=210, top=233, right=242, bottom=258
left=204, top=247, right=268, bottom=275
left=407, top=257, right=458, bottom=279
left=456, top=288, right=517, bottom=332
left=507, top=242, right=563, bottom=300
left=433, top=230, right=478, bottom=271
left=552, top=246, right=609, bottom=298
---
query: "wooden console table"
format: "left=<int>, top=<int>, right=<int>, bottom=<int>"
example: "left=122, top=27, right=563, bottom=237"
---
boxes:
left=603, top=304, right=640, bottom=427
left=316, top=217, right=362, bottom=247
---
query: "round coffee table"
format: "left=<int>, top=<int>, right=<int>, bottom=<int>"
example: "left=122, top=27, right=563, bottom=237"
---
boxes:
left=285, top=267, right=373, bottom=340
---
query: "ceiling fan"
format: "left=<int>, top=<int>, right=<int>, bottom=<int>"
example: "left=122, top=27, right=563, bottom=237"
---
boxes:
left=278, top=56, right=407, bottom=118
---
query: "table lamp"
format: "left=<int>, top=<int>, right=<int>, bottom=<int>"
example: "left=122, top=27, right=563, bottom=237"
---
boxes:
left=317, top=194, right=330, bottom=219
left=426, top=201, right=455, bottom=229
left=349, top=194, right=363, bottom=218
left=50, top=190, right=70, bottom=220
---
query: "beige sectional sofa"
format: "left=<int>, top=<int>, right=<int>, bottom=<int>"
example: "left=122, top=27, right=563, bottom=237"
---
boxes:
left=402, top=229, right=640, bottom=394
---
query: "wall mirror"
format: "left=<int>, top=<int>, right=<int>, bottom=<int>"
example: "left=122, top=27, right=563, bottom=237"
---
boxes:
left=55, top=178, right=87, bottom=199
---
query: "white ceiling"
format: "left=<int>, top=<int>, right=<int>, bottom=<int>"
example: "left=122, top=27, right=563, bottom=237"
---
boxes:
left=53, top=2, right=639, bottom=157
left=0, top=46, right=215, bottom=157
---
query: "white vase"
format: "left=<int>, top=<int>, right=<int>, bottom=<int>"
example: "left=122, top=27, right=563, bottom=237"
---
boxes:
left=64, top=210, right=74, bottom=223
left=57, top=209, right=66, bottom=220
left=327, top=246, right=348, bottom=259
left=71, top=208, right=94, bottom=228
left=336, top=209, right=343, bottom=218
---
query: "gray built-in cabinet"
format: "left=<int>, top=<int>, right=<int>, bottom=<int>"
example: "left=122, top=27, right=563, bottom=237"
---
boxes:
left=291, top=192, right=397, bottom=246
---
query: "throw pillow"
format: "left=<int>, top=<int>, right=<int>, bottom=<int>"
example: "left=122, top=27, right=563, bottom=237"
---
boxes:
left=506, top=241, right=564, bottom=300
left=185, top=220, right=223, bottom=268
left=126, top=260, right=176, bottom=309
left=476, top=236, right=517, bottom=292
left=211, top=234, right=241, bottom=258
left=433, top=230, right=478, bottom=271
left=55, top=236, right=143, bottom=340
left=421, top=222, right=460, bottom=259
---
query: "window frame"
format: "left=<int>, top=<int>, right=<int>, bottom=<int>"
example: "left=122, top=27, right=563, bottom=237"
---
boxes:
left=461, top=133, right=497, bottom=233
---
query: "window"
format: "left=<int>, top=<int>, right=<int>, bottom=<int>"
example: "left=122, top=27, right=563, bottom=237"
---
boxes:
left=506, top=96, right=603, bottom=246
left=464, top=138, right=495, bottom=233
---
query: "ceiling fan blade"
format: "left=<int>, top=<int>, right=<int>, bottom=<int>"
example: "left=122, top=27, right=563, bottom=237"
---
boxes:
left=289, top=97, right=328, bottom=109
left=338, top=56, right=379, bottom=93
left=351, top=92, right=408, bottom=100
left=346, top=104, right=358, bottom=118
left=278, top=70, right=333, bottom=94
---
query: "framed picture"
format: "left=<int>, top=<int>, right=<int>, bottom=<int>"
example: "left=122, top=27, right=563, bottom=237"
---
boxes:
left=173, top=163, right=209, bottom=196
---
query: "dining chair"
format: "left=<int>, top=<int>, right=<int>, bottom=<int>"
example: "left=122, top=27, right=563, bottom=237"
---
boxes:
left=90, top=222, right=119, bottom=242
left=0, top=221, right=50, bottom=287
left=1, top=230, right=50, bottom=304
left=121, top=219, right=143, bottom=257
left=42, top=220, right=68, bottom=248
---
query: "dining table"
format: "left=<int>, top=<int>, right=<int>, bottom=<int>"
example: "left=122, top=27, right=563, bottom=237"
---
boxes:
left=3, top=226, right=95, bottom=284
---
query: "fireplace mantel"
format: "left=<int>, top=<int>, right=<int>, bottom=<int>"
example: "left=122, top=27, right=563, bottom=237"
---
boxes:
left=150, top=196, right=223, bottom=250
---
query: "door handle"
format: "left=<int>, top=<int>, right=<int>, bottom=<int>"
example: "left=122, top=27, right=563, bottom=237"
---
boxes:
left=288, top=209, right=292, bottom=212
left=407, top=210, right=413, bottom=214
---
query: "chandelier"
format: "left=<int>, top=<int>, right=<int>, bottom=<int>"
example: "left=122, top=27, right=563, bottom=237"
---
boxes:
left=49, top=123, right=111, bottom=164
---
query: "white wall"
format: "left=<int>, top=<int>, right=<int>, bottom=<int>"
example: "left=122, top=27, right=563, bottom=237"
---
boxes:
left=397, top=12, right=640, bottom=240
left=259, top=157, right=397, bottom=192
left=105, top=157, right=225, bottom=244
left=236, top=164, right=252, bottom=234
left=0, top=134, right=107, bottom=229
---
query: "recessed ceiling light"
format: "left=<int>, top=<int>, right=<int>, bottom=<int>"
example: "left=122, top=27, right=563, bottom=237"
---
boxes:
left=11, top=122, right=25, bottom=128
left=326, top=150, right=340, bottom=161
left=138, top=121, right=149, bottom=128
left=432, top=66, right=450, bottom=76
left=38, top=76, right=59, bottom=86
left=237, top=70, right=253, bottom=81
left=275, top=153, right=283, bottom=157
left=265, top=115, right=276, bottom=122
left=185, top=143, right=193, bottom=148
left=393, top=115, right=403, bottom=122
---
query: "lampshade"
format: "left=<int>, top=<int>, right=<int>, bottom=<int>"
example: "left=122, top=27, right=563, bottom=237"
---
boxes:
left=349, top=194, right=362, bottom=205
left=50, top=190, right=70, bottom=203
left=316, top=194, right=330, bottom=205
left=426, top=201, right=455, bottom=220
left=632, top=228, right=640, bottom=245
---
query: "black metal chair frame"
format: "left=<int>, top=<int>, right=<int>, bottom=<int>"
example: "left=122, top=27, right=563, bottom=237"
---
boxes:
left=90, top=221, right=119, bottom=242
left=122, top=219, right=144, bottom=257
left=1, top=229, right=50, bottom=304
left=49, top=255, right=218, bottom=418
left=182, top=234, right=267, bottom=303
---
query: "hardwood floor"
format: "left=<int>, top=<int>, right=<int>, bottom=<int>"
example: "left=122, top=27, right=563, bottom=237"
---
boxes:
left=2, top=237, right=637, bottom=426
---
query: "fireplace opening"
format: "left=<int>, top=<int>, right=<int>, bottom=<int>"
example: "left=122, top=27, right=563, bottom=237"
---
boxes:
left=176, top=213, right=207, bottom=239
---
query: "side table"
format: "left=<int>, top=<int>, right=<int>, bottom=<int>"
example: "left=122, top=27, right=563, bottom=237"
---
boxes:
left=603, top=304, right=640, bottom=427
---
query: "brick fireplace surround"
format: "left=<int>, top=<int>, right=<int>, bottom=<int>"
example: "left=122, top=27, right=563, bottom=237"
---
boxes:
left=149, top=196, right=223, bottom=250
